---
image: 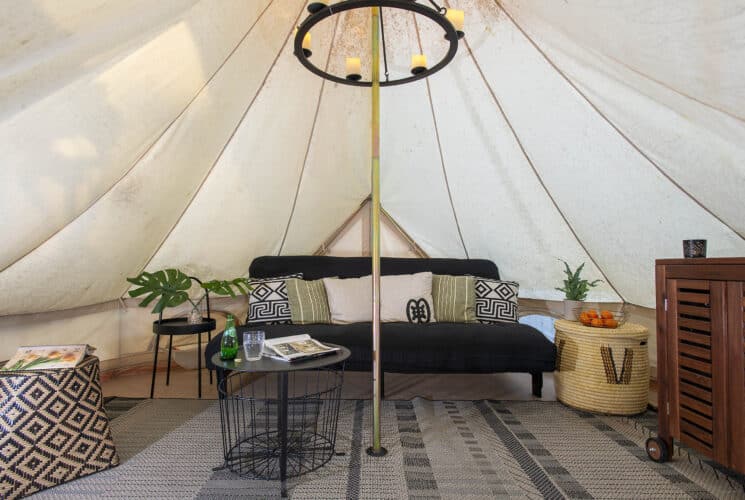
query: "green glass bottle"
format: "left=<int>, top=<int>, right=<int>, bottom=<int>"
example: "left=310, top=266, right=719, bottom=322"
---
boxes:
left=220, top=314, right=238, bottom=361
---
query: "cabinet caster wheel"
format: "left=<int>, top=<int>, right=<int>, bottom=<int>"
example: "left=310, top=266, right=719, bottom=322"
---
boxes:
left=646, top=437, right=669, bottom=463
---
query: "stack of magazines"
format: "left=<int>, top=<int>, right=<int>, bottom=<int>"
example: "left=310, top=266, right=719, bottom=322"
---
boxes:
left=2, top=344, right=94, bottom=371
left=263, top=335, right=339, bottom=362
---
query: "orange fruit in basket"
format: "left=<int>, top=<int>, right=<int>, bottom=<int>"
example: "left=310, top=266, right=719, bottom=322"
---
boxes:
left=579, top=312, right=589, bottom=322
left=600, top=310, right=613, bottom=319
left=587, top=309, right=599, bottom=319
left=590, top=318, right=603, bottom=327
left=603, top=318, right=619, bottom=328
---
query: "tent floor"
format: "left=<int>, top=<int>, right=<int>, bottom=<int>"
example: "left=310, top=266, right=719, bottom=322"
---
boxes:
left=102, top=367, right=553, bottom=400
left=101, top=367, right=657, bottom=407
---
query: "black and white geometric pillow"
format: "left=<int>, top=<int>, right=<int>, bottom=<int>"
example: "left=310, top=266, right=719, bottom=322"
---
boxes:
left=474, top=278, right=519, bottom=323
left=246, top=274, right=303, bottom=325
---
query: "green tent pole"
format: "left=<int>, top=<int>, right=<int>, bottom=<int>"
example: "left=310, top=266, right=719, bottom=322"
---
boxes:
left=367, top=5, right=386, bottom=457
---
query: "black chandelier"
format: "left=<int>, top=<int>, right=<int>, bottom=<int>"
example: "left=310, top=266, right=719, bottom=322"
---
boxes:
left=293, top=0, right=465, bottom=87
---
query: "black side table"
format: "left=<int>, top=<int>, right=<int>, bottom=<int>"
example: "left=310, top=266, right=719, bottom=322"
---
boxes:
left=151, top=317, right=216, bottom=398
left=212, top=345, right=350, bottom=498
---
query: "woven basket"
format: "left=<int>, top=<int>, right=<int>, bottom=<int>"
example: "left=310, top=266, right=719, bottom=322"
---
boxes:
left=554, top=319, right=649, bottom=415
left=0, top=356, right=119, bottom=499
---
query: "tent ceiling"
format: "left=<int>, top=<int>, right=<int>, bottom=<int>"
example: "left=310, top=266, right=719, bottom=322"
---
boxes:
left=1, top=0, right=743, bottom=315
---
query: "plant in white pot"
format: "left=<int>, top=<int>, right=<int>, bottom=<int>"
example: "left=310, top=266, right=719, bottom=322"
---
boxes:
left=556, top=260, right=603, bottom=320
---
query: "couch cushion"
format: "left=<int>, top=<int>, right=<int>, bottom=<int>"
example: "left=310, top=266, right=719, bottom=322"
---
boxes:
left=432, top=274, right=477, bottom=323
left=475, top=278, right=519, bottom=324
left=245, top=274, right=302, bottom=325
left=206, top=322, right=555, bottom=373
left=285, top=278, right=331, bottom=324
left=323, top=273, right=436, bottom=324
left=249, top=256, right=500, bottom=281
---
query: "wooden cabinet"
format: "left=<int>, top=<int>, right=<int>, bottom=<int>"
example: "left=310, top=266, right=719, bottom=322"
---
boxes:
left=652, top=258, right=745, bottom=472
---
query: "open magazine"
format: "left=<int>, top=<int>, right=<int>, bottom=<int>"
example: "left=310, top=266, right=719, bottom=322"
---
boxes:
left=263, top=335, right=339, bottom=362
left=2, top=344, right=94, bottom=371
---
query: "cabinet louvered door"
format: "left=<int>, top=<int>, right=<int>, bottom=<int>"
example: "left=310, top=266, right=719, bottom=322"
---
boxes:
left=665, top=279, right=728, bottom=464
left=727, top=281, right=745, bottom=471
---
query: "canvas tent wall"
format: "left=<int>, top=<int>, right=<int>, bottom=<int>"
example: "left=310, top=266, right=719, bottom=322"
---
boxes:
left=1, top=0, right=743, bottom=365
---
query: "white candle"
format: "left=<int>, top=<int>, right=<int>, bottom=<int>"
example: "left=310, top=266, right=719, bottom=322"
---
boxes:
left=411, top=54, right=427, bottom=71
left=445, top=9, right=464, bottom=31
left=346, top=57, right=361, bottom=76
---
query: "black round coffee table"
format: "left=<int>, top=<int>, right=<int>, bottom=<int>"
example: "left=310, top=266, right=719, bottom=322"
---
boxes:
left=211, top=345, right=350, bottom=498
left=151, top=317, right=216, bottom=399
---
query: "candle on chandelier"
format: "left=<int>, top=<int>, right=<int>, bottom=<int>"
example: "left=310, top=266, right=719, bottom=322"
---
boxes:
left=445, top=9, right=465, bottom=31
left=346, top=57, right=361, bottom=80
left=410, top=54, right=427, bottom=75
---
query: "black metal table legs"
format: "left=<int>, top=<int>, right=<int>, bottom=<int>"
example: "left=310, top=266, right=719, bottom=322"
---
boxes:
left=166, top=334, right=173, bottom=385
left=150, top=334, right=161, bottom=399
left=150, top=325, right=213, bottom=399
left=278, top=372, right=289, bottom=498
left=197, top=332, right=202, bottom=398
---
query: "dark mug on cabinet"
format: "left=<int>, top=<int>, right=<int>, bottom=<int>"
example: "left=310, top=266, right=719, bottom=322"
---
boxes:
left=683, top=239, right=707, bottom=258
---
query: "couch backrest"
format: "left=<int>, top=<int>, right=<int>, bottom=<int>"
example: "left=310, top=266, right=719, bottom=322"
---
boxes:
left=249, top=256, right=500, bottom=280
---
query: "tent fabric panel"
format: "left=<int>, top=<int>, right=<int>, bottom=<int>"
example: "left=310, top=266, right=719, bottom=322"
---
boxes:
left=411, top=15, right=619, bottom=301
left=0, top=0, right=270, bottom=272
left=147, top=2, right=336, bottom=280
left=277, top=11, right=372, bottom=256
left=379, top=10, right=467, bottom=260
left=0, top=0, right=299, bottom=315
left=500, top=0, right=745, bottom=120
left=277, top=84, right=372, bottom=255
left=0, top=0, right=203, bottom=118
left=463, top=0, right=745, bottom=307
left=502, top=5, right=745, bottom=239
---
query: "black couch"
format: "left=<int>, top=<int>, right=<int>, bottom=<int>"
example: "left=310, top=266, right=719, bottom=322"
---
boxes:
left=205, top=256, right=556, bottom=397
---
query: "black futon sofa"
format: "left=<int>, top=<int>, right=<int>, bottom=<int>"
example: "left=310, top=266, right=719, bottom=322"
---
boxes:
left=205, top=256, right=555, bottom=397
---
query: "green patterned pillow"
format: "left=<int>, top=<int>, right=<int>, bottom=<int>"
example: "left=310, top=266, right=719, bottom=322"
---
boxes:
left=432, top=274, right=477, bottom=323
left=285, top=278, right=331, bottom=324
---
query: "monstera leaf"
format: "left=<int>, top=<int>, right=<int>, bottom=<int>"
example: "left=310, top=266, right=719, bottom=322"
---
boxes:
left=127, top=269, right=193, bottom=313
left=201, top=278, right=252, bottom=297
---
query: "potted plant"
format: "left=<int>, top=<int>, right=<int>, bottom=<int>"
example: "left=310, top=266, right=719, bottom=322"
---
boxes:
left=556, top=260, right=603, bottom=320
left=127, top=269, right=251, bottom=323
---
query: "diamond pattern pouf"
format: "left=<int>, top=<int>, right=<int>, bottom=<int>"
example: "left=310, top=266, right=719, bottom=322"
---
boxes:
left=0, top=356, right=119, bottom=499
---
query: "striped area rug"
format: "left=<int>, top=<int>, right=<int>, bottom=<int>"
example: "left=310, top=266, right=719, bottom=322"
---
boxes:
left=37, top=399, right=745, bottom=499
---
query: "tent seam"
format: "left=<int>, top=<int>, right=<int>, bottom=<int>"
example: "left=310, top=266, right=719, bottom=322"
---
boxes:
left=495, top=0, right=745, bottom=242
left=124, top=0, right=305, bottom=297
left=452, top=0, right=624, bottom=301
left=412, top=12, right=470, bottom=259
left=278, top=13, right=342, bottom=255
left=0, top=0, right=277, bottom=276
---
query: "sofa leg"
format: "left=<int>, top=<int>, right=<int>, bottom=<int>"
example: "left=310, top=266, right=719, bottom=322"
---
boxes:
left=531, top=372, right=543, bottom=398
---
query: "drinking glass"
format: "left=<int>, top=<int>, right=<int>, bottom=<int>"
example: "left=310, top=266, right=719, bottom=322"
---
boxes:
left=243, top=331, right=265, bottom=361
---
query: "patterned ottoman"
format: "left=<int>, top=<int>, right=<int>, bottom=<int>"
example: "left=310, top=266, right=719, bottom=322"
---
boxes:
left=0, top=356, right=119, bottom=499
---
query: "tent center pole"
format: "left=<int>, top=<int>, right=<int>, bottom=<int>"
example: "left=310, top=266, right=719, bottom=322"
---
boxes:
left=367, top=5, right=387, bottom=458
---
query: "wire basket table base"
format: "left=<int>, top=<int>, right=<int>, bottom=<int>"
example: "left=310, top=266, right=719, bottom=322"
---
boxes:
left=215, top=364, right=345, bottom=496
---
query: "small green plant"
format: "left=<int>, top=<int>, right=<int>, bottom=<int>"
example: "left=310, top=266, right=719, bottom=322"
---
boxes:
left=555, top=260, right=602, bottom=301
left=127, top=269, right=251, bottom=314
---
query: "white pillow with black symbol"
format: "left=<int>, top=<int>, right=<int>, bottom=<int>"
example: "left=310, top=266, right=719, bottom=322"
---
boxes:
left=323, top=272, right=436, bottom=324
left=381, top=272, right=436, bottom=323
left=474, top=278, right=519, bottom=323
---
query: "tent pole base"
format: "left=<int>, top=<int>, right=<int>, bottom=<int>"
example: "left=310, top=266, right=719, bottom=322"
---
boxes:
left=366, top=446, right=388, bottom=457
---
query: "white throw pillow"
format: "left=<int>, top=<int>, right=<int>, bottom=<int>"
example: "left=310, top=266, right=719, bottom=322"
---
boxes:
left=323, top=275, right=371, bottom=324
left=323, top=272, right=436, bottom=324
